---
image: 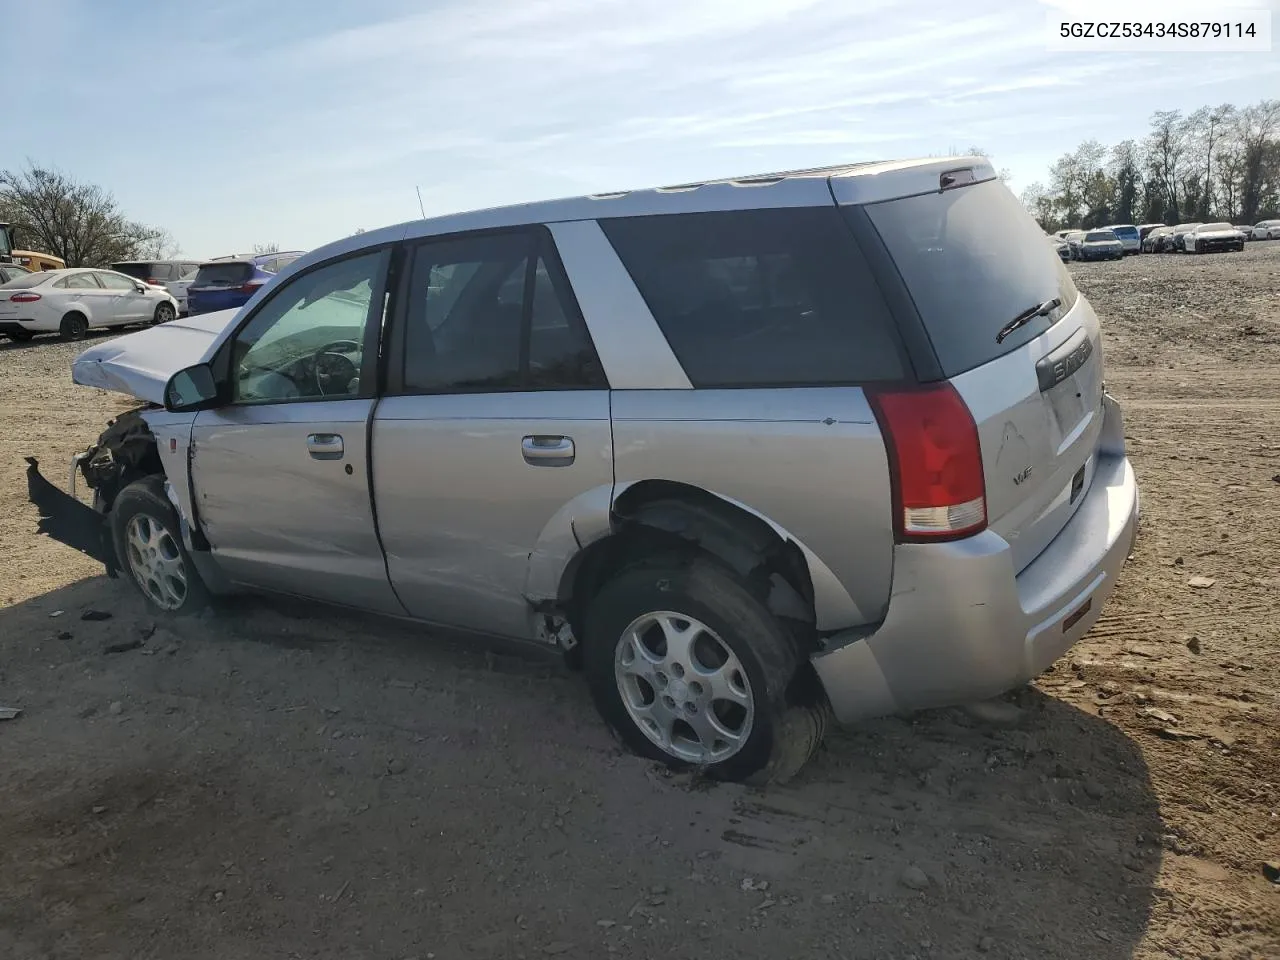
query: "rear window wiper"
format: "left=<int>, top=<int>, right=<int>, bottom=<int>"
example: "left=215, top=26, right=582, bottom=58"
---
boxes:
left=996, top=297, right=1061, bottom=344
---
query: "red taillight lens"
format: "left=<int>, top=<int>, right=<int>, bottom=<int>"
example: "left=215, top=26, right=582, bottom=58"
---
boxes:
left=867, top=383, right=987, bottom=542
left=9, top=292, right=41, bottom=303
left=238, top=279, right=265, bottom=294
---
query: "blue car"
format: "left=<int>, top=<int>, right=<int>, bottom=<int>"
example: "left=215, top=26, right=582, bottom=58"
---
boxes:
left=187, top=251, right=303, bottom=316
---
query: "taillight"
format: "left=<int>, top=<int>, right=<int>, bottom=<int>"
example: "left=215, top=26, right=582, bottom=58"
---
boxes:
left=238, top=279, right=265, bottom=294
left=9, top=292, right=41, bottom=303
left=867, top=383, right=987, bottom=542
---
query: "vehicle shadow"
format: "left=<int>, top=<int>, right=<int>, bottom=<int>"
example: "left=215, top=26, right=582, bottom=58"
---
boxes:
left=0, top=574, right=1161, bottom=960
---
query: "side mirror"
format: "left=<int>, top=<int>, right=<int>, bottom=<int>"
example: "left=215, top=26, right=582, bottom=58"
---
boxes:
left=164, top=363, right=219, bottom=412
left=136, top=283, right=149, bottom=293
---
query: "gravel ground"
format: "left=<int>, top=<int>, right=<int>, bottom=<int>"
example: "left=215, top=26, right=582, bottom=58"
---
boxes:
left=1, top=244, right=1278, bottom=960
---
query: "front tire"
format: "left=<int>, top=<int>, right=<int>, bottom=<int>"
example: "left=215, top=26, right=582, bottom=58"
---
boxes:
left=153, top=302, right=176, bottom=325
left=110, top=476, right=210, bottom=615
left=59, top=312, right=89, bottom=341
left=583, top=556, right=826, bottom=784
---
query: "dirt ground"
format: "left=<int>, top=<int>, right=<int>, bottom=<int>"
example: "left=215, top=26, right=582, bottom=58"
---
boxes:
left=1, top=245, right=1278, bottom=960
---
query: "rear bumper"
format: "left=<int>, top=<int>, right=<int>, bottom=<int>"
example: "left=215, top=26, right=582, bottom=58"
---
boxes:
left=813, top=395, right=1140, bottom=724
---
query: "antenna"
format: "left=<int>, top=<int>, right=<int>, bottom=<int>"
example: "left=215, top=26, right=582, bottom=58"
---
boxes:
left=415, top=185, right=426, bottom=219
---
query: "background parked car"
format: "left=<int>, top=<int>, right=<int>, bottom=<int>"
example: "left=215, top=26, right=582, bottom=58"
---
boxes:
left=111, top=260, right=202, bottom=316
left=0, top=267, right=178, bottom=342
left=1183, top=223, right=1246, bottom=254
left=0, top=262, right=31, bottom=284
left=1075, top=229, right=1124, bottom=261
left=1064, top=230, right=1087, bottom=258
left=1142, top=226, right=1173, bottom=253
left=1234, top=225, right=1253, bottom=240
left=1048, top=234, right=1070, bottom=261
left=186, top=251, right=303, bottom=316
left=1252, top=220, right=1280, bottom=240
left=12, top=250, right=66, bottom=271
left=1167, top=223, right=1203, bottom=252
left=1103, top=224, right=1141, bottom=254
left=1137, top=223, right=1166, bottom=247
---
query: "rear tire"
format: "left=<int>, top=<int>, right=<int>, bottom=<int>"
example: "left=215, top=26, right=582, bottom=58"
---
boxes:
left=59, top=312, right=89, bottom=341
left=110, top=476, right=210, bottom=616
left=153, top=302, right=176, bottom=325
left=583, top=555, right=826, bottom=785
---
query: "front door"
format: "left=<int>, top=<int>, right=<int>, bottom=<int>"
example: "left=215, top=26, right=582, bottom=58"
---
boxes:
left=93, top=271, right=150, bottom=323
left=190, top=248, right=404, bottom=615
left=374, top=229, right=613, bottom=639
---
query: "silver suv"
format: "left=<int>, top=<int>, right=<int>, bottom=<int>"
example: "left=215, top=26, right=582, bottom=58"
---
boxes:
left=33, top=158, right=1140, bottom=783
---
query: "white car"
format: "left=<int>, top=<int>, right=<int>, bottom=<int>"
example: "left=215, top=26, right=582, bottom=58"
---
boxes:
left=111, top=260, right=203, bottom=316
left=0, top=267, right=178, bottom=342
left=1251, top=220, right=1280, bottom=241
left=1183, top=222, right=1246, bottom=254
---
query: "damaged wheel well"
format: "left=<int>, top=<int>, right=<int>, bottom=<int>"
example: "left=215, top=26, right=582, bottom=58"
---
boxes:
left=558, top=480, right=819, bottom=656
left=79, top=405, right=165, bottom=512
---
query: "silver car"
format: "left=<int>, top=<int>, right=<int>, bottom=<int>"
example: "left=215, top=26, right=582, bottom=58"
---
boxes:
left=31, top=158, right=1140, bottom=784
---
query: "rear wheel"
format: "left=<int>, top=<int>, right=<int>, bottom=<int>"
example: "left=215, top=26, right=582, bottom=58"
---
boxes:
left=583, top=556, right=826, bottom=784
left=110, top=476, right=209, bottom=615
left=59, top=312, right=89, bottom=341
left=153, top=301, right=176, bottom=325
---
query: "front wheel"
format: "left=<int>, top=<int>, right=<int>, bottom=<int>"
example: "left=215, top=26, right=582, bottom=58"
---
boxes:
left=583, top=556, right=826, bottom=784
left=110, top=476, right=210, bottom=615
left=153, top=301, right=176, bottom=325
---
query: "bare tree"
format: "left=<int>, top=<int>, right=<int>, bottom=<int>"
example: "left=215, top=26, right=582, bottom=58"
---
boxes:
left=1186, top=104, right=1236, bottom=218
left=252, top=242, right=281, bottom=255
left=1236, top=99, right=1280, bottom=221
left=1146, top=110, right=1188, bottom=221
left=0, top=162, right=169, bottom=267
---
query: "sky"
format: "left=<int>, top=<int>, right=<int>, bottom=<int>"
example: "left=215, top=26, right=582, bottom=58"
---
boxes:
left=4, top=0, right=1277, bottom=257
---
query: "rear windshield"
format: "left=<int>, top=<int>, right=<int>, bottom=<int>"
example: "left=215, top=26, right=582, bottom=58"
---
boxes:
left=0, top=272, right=51, bottom=289
left=111, top=263, right=152, bottom=280
left=1109, top=225, right=1139, bottom=237
left=1085, top=231, right=1116, bottom=242
left=864, top=179, right=1078, bottom=378
left=599, top=208, right=904, bottom=387
left=1203, top=222, right=1232, bottom=231
left=192, top=262, right=252, bottom=287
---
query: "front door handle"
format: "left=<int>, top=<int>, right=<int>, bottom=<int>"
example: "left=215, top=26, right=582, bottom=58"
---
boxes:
left=307, top=433, right=345, bottom=460
left=522, top=435, right=574, bottom=466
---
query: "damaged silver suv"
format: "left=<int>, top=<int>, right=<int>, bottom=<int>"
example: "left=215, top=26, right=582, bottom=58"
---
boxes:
left=30, top=158, right=1140, bottom=783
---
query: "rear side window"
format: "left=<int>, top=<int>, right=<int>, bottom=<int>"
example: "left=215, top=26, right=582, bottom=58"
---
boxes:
left=864, top=179, right=1079, bottom=378
left=56, top=273, right=101, bottom=290
left=600, top=208, right=903, bottom=387
left=193, top=263, right=252, bottom=287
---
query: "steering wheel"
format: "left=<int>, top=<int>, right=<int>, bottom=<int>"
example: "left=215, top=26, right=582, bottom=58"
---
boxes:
left=313, top=339, right=361, bottom=397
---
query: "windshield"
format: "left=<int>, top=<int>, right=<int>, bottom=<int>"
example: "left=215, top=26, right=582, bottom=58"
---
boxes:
left=1085, top=231, right=1116, bottom=242
left=1108, top=225, right=1139, bottom=237
left=863, top=178, right=1077, bottom=378
left=1203, top=222, right=1232, bottom=231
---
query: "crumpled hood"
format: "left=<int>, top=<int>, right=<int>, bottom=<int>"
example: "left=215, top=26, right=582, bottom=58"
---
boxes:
left=71, top=309, right=239, bottom=403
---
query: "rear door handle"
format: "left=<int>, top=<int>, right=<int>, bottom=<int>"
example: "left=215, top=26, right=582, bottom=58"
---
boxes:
left=307, top=433, right=344, bottom=460
left=522, top=435, right=574, bottom=466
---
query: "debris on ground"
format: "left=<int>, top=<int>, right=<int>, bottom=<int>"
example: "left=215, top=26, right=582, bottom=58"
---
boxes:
left=103, top=637, right=143, bottom=655
left=80, top=610, right=112, bottom=622
left=1187, top=576, right=1217, bottom=589
left=0, top=706, right=21, bottom=721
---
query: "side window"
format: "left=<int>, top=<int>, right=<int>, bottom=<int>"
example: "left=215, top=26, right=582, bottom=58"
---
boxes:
left=229, top=251, right=384, bottom=405
left=96, top=272, right=137, bottom=291
left=400, top=231, right=604, bottom=393
left=57, top=273, right=100, bottom=290
left=600, top=209, right=905, bottom=387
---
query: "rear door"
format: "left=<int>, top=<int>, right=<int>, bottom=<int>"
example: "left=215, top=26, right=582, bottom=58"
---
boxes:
left=373, top=227, right=613, bottom=640
left=190, top=248, right=403, bottom=614
left=842, top=175, right=1105, bottom=571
